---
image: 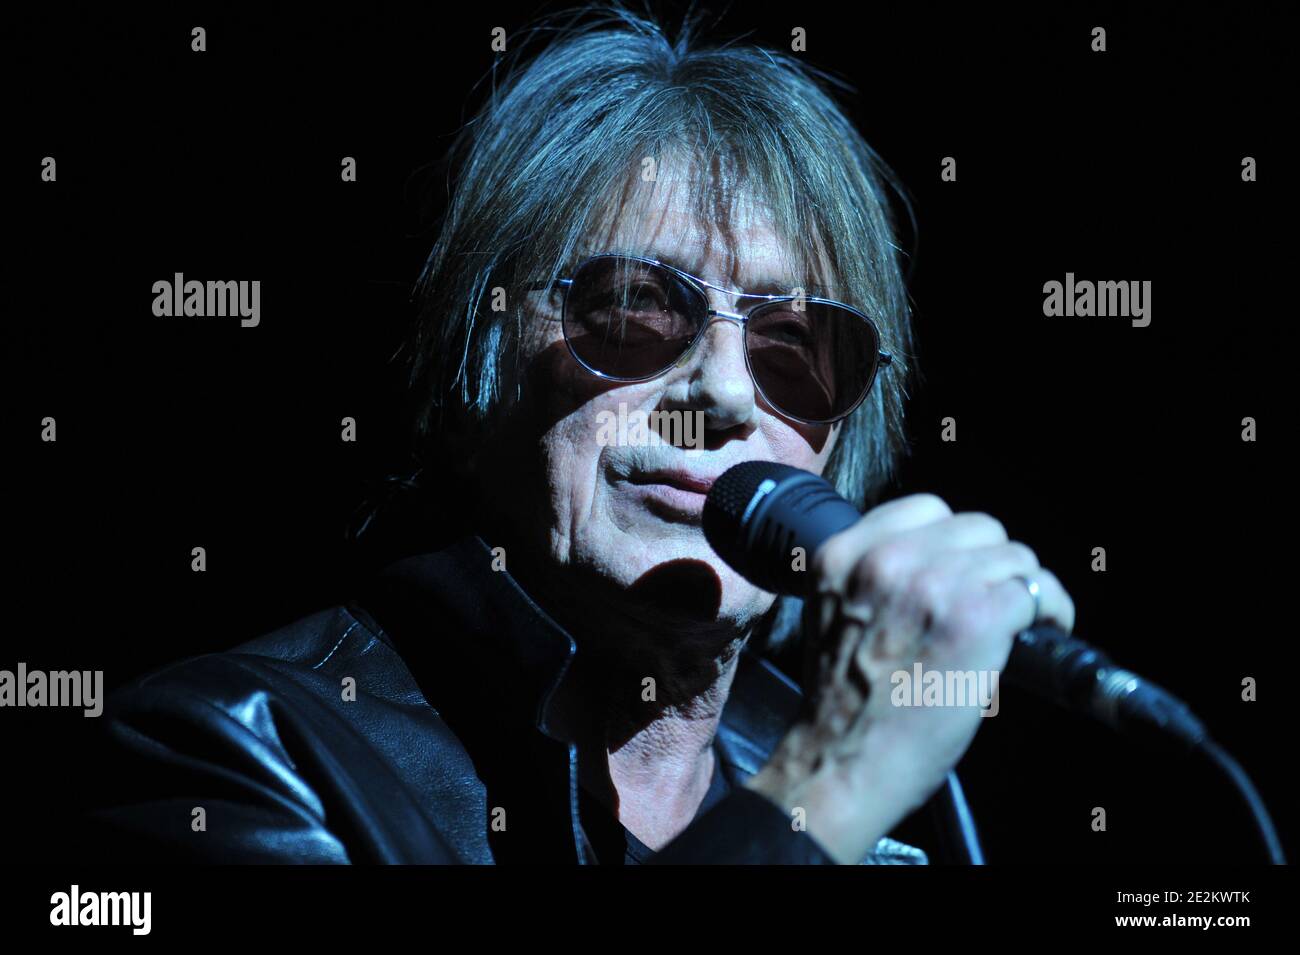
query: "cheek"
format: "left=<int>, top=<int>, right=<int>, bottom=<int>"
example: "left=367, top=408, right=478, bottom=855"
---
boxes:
left=528, top=337, right=609, bottom=504
left=538, top=413, right=602, bottom=525
left=761, top=417, right=838, bottom=476
left=536, top=381, right=664, bottom=524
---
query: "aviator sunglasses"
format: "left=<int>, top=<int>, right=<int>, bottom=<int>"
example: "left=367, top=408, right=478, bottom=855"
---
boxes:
left=530, top=254, right=891, bottom=424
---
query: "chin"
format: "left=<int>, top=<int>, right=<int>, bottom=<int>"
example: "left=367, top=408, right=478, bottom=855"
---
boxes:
left=578, top=526, right=776, bottom=632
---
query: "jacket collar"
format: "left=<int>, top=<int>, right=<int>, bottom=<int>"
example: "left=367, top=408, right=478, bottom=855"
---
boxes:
left=358, top=533, right=801, bottom=777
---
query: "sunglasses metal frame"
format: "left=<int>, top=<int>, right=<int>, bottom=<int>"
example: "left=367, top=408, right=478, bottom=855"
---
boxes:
left=528, top=253, right=893, bottom=425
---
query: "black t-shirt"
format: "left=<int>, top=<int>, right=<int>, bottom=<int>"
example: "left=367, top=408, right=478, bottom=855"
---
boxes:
left=579, top=740, right=733, bottom=865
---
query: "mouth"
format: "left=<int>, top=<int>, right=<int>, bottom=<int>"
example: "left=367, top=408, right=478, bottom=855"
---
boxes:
left=626, top=469, right=720, bottom=523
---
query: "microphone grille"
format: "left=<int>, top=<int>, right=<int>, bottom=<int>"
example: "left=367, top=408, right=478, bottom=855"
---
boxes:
left=705, top=461, right=805, bottom=535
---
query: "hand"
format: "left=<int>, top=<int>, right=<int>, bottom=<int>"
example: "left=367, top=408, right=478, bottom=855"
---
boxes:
left=744, top=493, right=1074, bottom=864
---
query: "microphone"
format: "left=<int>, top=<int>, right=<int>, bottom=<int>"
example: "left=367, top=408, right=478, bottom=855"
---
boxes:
left=704, top=461, right=1287, bottom=864
left=702, top=461, right=1207, bottom=749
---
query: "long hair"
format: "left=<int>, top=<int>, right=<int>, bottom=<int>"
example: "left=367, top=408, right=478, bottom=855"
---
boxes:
left=406, top=3, right=915, bottom=511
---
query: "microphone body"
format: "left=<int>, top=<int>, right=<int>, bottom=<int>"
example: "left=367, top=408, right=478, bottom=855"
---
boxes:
left=703, top=461, right=1207, bottom=748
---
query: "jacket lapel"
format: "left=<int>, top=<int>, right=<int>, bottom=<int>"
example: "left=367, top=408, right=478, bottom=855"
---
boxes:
left=715, top=651, right=805, bottom=780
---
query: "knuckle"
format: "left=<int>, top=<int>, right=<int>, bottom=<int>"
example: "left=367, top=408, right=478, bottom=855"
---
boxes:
left=906, top=567, right=950, bottom=615
left=1008, top=541, right=1038, bottom=567
left=813, top=534, right=856, bottom=584
left=960, top=511, right=1008, bottom=541
left=851, top=542, right=909, bottom=598
left=905, top=493, right=952, bottom=520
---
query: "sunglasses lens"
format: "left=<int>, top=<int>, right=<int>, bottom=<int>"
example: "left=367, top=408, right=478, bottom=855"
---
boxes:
left=563, top=257, right=705, bottom=379
left=746, top=300, right=880, bottom=423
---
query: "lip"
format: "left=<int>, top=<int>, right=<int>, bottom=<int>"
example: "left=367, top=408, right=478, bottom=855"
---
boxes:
left=632, top=469, right=719, bottom=495
left=626, top=469, right=722, bottom=523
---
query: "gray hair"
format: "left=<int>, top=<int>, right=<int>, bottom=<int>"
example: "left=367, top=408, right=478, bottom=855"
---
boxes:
left=407, top=3, right=915, bottom=510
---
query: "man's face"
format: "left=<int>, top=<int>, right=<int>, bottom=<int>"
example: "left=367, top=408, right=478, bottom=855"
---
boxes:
left=483, top=167, right=839, bottom=637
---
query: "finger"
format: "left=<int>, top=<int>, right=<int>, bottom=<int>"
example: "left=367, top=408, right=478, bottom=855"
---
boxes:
left=827, top=596, right=878, bottom=700
left=813, top=494, right=952, bottom=593
left=925, top=541, right=1041, bottom=589
left=875, top=511, right=1012, bottom=557
left=864, top=542, right=1041, bottom=631
left=838, top=513, right=1017, bottom=615
left=1027, top=567, right=1074, bottom=634
left=801, top=592, right=867, bottom=691
left=986, top=566, right=1075, bottom=636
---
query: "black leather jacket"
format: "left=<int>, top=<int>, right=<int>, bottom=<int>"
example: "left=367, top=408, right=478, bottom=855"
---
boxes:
left=82, top=534, right=927, bottom=864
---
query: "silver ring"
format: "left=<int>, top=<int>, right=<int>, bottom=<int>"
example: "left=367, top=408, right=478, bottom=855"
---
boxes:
left=1012, top=574, right=1041, bottom=624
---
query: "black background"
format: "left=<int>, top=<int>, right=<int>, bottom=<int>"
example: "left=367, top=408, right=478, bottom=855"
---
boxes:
left=9, top=2, right=1291, bottom=867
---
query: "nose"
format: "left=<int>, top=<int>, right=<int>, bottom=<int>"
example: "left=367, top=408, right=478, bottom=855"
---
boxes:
left=661, top=304, right=757, bottom=432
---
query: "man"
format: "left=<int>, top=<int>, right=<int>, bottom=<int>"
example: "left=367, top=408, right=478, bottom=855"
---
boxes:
left=81, top=6, right=1072, bottom=864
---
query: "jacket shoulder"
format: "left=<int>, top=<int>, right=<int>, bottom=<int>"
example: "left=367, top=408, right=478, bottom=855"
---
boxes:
left=115, top=603, right=429, bottom=710
left=80, top=604, right=480, bottom=863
